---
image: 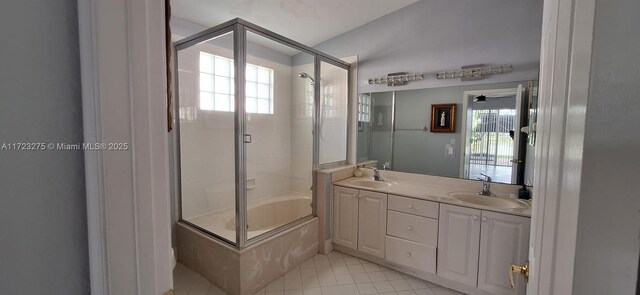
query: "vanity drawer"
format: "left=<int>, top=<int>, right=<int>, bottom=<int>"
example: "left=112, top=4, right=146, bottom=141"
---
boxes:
left=387, top=210, right=438, bottom=246
left=385, top=235, right=436, bottom=274
left=388, top=195, right=439, bottom=219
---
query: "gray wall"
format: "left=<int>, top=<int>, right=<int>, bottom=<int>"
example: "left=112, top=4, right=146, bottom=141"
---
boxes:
left=0, top=1, right=89, bottom=294
left=393, top=87, right=464, bottom=177
left=572, top=0, right=640, bottom=293
left=306, top=0, right=542, bottom=93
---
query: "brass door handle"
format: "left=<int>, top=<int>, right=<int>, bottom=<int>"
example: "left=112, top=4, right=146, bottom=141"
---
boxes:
left=510, top=159, right=523, bottom=163
left=509, top=261, right=529, bottom=288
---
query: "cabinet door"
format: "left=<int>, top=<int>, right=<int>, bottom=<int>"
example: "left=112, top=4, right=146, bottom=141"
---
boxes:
left=333, top=186, right=359, bottom=249
left=357, top=190, right=387, bottom=258
left=437, top=204, right=481, bottom=287
left=478, top=211, right=531, bottom=295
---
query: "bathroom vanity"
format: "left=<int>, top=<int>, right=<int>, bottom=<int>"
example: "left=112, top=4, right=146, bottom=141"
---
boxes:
left=332, top=176, right=530, bottom=295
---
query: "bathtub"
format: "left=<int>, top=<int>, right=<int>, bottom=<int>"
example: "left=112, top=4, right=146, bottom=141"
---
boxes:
left=187, top=193, right=312, bottom=240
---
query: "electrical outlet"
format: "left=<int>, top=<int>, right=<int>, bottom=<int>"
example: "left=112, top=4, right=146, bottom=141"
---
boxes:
left=445, top=144, right=455, bottom=157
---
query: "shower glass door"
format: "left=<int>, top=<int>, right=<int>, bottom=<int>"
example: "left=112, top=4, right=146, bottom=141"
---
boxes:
left=369, top=92, right=394, bottom=170
left=244, top=30, right=315, bottom=240
left=175, top=20, right=351, bottom=248
left=176, top=30, right=238, bottom=245
left=319, top=60, right=349, bottom=165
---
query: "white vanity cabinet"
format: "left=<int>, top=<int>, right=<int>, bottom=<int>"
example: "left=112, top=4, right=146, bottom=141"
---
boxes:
left=437, top=204, right=482, bottom=286
left=332, top=186, right=387, bottom=258
left=333, top=186, right=359, bottom=249
left=477, top=211, right=530, bottom=295
left=385, top=195, right=439, bottom=274
left=357, top=190, right=387, bottom=258
left=438, top=204, right=531, bottom=294
left=332, top=183, right=531, bottom=295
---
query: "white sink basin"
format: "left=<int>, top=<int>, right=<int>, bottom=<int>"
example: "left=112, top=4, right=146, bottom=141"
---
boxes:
left=449, top=192, right=527, bottom=209
left=348, top=179, right=395, bottom=189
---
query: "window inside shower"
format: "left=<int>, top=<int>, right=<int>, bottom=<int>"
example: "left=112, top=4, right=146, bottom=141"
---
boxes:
left=198, top=52, right=275, bottom=114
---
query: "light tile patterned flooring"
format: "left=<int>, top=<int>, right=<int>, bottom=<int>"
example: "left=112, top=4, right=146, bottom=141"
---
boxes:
left=174, top=250, right=466, bottom=295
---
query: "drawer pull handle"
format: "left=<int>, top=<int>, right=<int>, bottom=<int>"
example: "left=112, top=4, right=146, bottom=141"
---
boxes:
left=407, top=226, right=414, bottom=231
left=482, top=217, right=488, bottom=221
left=408, top=204, right=415, bottom=209
left=473, top=215, right=479, bottom=220
left=405, top=252, right=412, bottom=257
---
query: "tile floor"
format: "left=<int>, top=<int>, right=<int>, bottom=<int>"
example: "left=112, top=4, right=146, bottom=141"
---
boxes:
left=174, top=250, right=466, bottom=295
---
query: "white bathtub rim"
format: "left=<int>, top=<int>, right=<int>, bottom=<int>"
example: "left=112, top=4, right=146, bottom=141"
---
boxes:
left=186, top=191, right=310, bottom=220
left=185, top=192, right=312, bottom=241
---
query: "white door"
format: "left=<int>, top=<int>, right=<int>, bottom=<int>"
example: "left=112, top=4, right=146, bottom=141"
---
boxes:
left=357, top=190, right=387, bottom=258
left=333, top=186, right=359, bottom=249
left=478, top=211, right=531, bottom=295
left=510, top=84, right=524, bottom=183
left=437, top=204, right=482, bottom=287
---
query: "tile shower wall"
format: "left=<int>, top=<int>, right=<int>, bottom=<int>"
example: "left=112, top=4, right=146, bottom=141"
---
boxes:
left=290, top=63, right=315, bottom=194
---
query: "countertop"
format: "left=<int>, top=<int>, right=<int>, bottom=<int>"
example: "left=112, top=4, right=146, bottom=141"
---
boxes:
left=333, top=177, right=531, bottom=217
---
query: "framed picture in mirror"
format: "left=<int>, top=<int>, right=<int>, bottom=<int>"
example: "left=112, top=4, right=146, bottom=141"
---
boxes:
left=430, top=103, right=456, bottom=133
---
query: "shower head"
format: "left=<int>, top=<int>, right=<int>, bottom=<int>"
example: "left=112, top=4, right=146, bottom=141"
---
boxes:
left=298, top=72, right=315, bottom=85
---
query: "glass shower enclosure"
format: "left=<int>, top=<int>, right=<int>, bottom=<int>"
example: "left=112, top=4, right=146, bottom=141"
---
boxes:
left=174, top=19, right=349, bottom=248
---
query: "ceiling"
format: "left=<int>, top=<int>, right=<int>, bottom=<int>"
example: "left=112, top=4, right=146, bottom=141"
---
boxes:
left=171, top=0, right=419, bottom=47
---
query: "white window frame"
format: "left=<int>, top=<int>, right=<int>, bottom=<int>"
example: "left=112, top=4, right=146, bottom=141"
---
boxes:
left=245, top=62, right=274, bottom=114
left=199, top=52, right=274, bottom=114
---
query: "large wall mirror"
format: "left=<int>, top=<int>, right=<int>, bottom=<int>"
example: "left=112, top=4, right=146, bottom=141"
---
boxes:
left=352, top=0, right=542, bottom=186
left=357, top=80, right=539, bottom=186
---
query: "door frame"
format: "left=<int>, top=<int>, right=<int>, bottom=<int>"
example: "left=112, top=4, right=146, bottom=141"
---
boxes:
left=527, top=0, right=595, bottom=293
left=459, top=87, right=520, bottom=181
left=78, top=0, right=173, bottom=294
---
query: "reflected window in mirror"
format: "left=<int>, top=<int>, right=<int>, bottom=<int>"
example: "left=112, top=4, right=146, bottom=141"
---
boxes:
left=358, top=93, right=371, bottom=123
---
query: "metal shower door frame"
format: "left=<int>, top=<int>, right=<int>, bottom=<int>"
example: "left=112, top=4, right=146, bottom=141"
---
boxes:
left=173, top=18, right=351, bottom=249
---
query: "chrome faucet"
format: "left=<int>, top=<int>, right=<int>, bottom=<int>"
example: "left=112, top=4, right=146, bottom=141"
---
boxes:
left=367, top=166, right=385, bottom=181
left=477, top=173, right=494, bottom=196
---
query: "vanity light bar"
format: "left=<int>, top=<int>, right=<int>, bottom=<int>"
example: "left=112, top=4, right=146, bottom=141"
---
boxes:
left=436, top=64, right=513, bottom=80
left=368, top=72, right=424, bottom=86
